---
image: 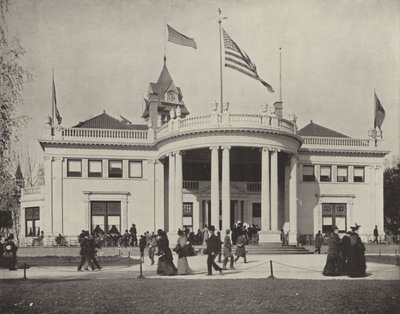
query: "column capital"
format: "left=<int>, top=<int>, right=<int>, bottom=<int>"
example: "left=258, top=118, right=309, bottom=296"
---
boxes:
left=221, top=145, right=231, bottom=150
left=53, top=157, right=64, bottom=162
left=168, top=152, right=176, bottom=157
left=44, top=155, right=53, bottom=161
left=209, top=145, right=220, bottom=151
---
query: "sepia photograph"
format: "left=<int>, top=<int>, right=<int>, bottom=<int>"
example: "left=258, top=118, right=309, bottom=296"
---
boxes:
left=0, top=0, right=399, bottom=313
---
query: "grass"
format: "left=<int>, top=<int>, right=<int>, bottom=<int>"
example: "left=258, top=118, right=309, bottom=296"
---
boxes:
left=15, top=256, right=140, bottom=267
left=0, top=278, right=399, bottom=313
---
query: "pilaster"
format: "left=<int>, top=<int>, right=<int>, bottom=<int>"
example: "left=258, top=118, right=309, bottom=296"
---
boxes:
left=210, top=146, right=220, bottom=228
left=168, top=153, right=176, bottom=233
left=221, top=145, right=231, bottom=232
left=261, top=147, right=270, bottom=230
left=270, top=149, right=279, bottom=230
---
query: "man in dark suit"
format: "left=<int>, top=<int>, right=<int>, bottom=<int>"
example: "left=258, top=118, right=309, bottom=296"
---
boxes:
left=205, top=225, right=223, bottom=276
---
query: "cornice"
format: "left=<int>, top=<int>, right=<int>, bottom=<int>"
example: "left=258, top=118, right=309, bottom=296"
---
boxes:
left=39, top=139, right=157, bottom=151
left=298, top=147, right=389, bottom=157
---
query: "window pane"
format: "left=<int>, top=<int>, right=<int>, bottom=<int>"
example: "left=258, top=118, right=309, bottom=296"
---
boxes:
left=321, top=167, right=331, bottom=175
left=35, top=221, right=41, bottom=236
left=303, top=166, right=314, bottom=175
left=109, top=160, right=122, bottom=177
left=107, top=202, right=121, bottom=215
left=354, top=167, right=364, bottom=176
left=25, top=208, right=33, bottom=219
left=68, top=160, right=81, bottom=172
left=337, top=167, right=347, bottom=176
left=26, top=220, right=33, bottom=237
left=107, top=216, right=120, bottom=233
left=91, top=201, right=107, bottom=215
left=89, top=160, right=102, bottom=176
left=129, top=161, right=142, bottom=178
left=335, top=217, right=346, bottom=231
left=323, top=216, right=333, bottom=225
left=92, top=216, right=105, bottom=233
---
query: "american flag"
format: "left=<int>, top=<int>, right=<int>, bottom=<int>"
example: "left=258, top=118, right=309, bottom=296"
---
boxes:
left=223, top=28, right=274, bottom=93
left=52, top=74, right=62, bottom=125
left=167, top=24, right=197, bottom=49
left=374, top=92, right=385, bottom=130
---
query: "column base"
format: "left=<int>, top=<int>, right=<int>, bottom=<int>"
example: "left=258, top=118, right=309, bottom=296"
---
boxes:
left=258, top=230, right=281, bottom=243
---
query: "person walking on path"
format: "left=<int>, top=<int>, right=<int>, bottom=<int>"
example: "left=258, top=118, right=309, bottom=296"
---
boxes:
left=176, top=230, right=192, bottom=275
left=205, top=225, right=223, bottom=276
left=156, top=230, right=177, bottom=276
left=139, top=235, right=147, bottom=262
left=202, top=224, right=209, bottom=246
left=78, top=231, right=95, bottom=271
left=148, top=232, right=157, bottom=265
left=373, top=225, right=379, bottom=244
left=323, top=226, right=343, bottom=276
left=85, top=234, right=101, bottom=270
left=235, top=229, right=247, bottom=263
left=347, top=224, right=367, bottom=277
left=314, top=230, right=323, bottom=254
left=222, top=229, right=235, bottom=270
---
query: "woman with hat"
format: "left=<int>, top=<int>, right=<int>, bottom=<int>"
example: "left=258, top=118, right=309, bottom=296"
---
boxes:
left=347, top=224, right=366, bottom=277
left=156, top=230, right=177, bottom=276
left=175, top=230, right=192, bottom=275
left=323, top=226, right=343, bottom=276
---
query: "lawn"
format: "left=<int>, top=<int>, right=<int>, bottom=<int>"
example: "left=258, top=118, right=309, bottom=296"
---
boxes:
left=0, top=278, right=399, bottom=313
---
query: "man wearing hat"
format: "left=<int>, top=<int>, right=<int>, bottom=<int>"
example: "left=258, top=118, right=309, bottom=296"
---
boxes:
left=205, top=225, right=223, bottom=276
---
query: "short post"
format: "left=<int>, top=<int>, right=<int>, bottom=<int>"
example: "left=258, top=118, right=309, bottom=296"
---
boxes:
left=268, top=260, right=275, bottom=279
left=23, top=263, right=27, bottom=280
left=128, top=251, right=131, bottom=266
left=137, top=260, right=145, bottom=279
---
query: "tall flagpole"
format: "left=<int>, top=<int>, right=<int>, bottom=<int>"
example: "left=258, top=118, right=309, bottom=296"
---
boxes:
left=52, top=69, right=55, bottom=128
left=164, top=17, right=167, bottom=63
left=279, top=48, right=282, bottom=101
left=218, top=8, right=223, bottom=114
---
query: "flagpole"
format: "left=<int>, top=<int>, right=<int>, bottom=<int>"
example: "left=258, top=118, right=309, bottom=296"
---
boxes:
left=52, top=69, right=55, bottom=128
left=164, top=17, right=167, bottom=63
left=218, top=8, right=223, bottom=114
left=279, top=48, right=282, bottom=102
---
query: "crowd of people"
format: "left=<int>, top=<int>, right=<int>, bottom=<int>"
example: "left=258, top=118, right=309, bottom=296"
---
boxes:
left=323, top=224, right=366, bottom=277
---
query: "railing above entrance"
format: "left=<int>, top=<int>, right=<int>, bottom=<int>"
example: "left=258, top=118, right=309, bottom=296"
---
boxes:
left=157, top=112, right=297, bottom=138
left=302, top=136, right=372, bottom=148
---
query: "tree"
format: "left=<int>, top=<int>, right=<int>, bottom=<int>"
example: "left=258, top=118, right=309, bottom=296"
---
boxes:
left=384, top=163, right=400, bottom=234
left=0, top=0, right=30, bottom=241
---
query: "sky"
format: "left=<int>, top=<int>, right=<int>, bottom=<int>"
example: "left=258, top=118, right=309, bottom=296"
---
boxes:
left=6, top=0, right=400, bottom=160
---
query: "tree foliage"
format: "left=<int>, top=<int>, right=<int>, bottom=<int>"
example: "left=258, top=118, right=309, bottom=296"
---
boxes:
left=0, top=0, right=29, bottom=240
left=384, top=162, right=400, bottom=234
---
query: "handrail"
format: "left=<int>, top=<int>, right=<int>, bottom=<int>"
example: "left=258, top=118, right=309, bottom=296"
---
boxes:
left=302, top=136, right=370, bottom=147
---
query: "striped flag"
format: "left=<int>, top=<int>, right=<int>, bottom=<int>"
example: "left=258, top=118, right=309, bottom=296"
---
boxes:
left=167, top=24, right=197, bottom=49
left=223, top=28, right=274, bottom=93
left=52, top=74, right=62, bottom=125
left=374, top=92, right=385, bottom=130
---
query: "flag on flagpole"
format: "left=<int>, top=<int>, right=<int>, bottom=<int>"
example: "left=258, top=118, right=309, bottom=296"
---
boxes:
left=167, top=24, right=197, bottom=49
left=374, top=92, right=385, bottom=130
left=223, top=28, right=274, bottom=93
left=52, top=75, right=62, bottom=125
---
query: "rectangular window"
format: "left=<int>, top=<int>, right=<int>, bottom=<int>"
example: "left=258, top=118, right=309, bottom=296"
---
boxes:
left=337, top=166, right=348, bottom=182
left=129, top=161, right=143, bottom=178
left=320, top=166, right=331, bottom=182
left=67, top=159, right=82, bottom=177
left=25, top=207, right=40, bottom=237
left=303, top=165, right=315, bottom=182
left=109, top=160, right=123, bottom=178
left=322, top=203, right=347, bottom=233
left=91, top=201, right=121, bottom=234
left=354, top=167, right=365, bottom=182
left=183, top=202, right=193, bottom=229
left=88, top=160, right=102, bottom=177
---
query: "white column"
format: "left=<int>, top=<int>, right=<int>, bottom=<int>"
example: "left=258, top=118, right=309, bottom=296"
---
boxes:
left=222, top=146, right=231, bottom=232
left=270, top=149, right=279, bottom=230
left=52, top=157, right=63, bottom=235
left=168, top=153, right=176, bottom=233
left=155, top=160, right=165, bottom=231
left=261, top=147, right=270, bottom=230
left=175, top=151, right=183, bottom=230
left=284, top=161, right=290, bottom=225
left=289, top=155, right=298, bottom=244
left=43, top=156, right=53, bottom=236
left=210, top=146, right=220, bottom=228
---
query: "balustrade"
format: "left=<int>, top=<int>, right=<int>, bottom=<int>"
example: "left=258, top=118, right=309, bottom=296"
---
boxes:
left=302, top=136, right=370, bottom=147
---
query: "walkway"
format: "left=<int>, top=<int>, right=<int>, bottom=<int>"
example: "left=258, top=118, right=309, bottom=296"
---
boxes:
left=1, top=254, right=398, bottom=281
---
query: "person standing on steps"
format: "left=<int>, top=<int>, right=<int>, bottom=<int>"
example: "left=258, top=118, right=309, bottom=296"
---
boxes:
left=205, top=225, right=223, bottom=276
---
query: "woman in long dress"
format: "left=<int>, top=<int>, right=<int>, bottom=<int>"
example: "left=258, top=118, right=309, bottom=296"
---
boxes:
left=347, top=224, right=366, bottom=277
left=323, top=226, right=343, bottom=276
left=235, top=229, right=247, bottom=263
left=176, top=230, right=192, bottom=275
left=156, top=230, right=177, bottom=276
